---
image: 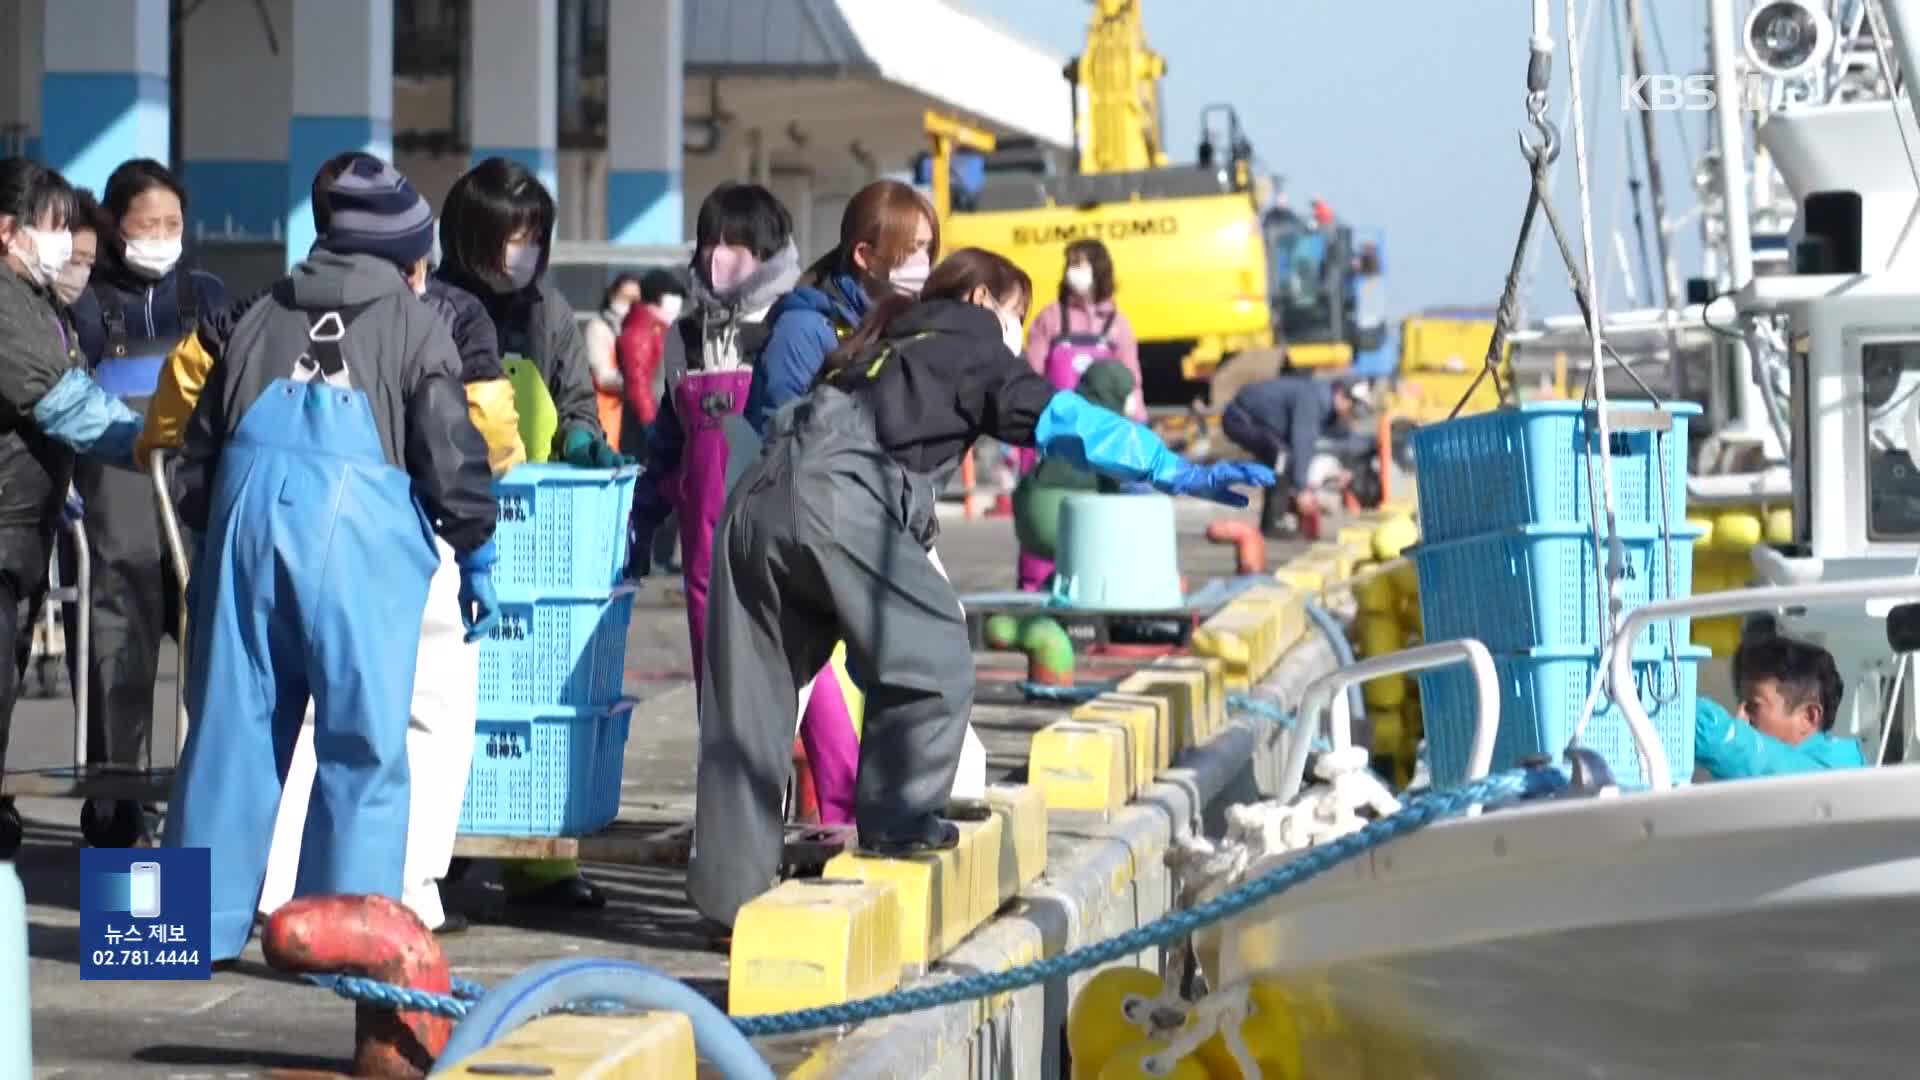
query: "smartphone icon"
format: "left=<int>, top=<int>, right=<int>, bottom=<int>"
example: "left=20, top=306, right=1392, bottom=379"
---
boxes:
left=128, top=862, right=162, bottom=919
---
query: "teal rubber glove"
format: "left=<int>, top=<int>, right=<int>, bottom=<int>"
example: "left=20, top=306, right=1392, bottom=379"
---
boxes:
left=457, top=540, right=502, bottom=644
left=560, top=426, right=633, bottom=468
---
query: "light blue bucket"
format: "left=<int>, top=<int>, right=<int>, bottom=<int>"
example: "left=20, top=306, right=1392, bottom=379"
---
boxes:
left=1, top=861, right=30, bottom=1077
left=1048, top=493, right=1184, bottom=611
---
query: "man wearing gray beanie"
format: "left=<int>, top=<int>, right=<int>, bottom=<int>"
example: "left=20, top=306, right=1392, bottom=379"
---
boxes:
left=160, top=154, right=503, bottom=963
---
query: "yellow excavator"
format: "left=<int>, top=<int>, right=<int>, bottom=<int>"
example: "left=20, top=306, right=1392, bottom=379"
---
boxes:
left=927, top=0, right=1379, bottom=402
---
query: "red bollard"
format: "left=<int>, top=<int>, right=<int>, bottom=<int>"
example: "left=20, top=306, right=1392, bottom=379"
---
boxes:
left=1205, top=519, right=1266, bottom=575
left=262, top=895, right=451, bottom=1080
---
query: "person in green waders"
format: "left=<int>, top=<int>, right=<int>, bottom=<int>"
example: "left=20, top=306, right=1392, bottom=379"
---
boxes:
left=1012, top=360, right=1152, bottom=590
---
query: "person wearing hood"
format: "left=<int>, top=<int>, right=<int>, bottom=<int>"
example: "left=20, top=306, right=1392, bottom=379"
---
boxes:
left=745, top=179, right=937, bottom=434
left=689, top=247, right=1272, bottom=928
left=62, top=159, right=229, bottom=845
left=435, top=156, right=619, bottom=469
left=160, top=156, right=500, bottom=962
left=1011, top=360, right=1147, bottom=591
left=141, top=151, right=524, bottom=936
left=630, top=182, right=800, bottom=686
left=0, top=159, right=149, bottom=846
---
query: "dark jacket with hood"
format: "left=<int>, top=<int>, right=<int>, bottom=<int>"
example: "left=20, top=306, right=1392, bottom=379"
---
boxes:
left=0, top=259, right=88, bottom=569
left=820, top=298, right=1057, bottom=476
left=173, top=250, right=496, bottom=557
left=434, top=262, right=601, bottom=459
left=745, top=269, right=870, bottom=434
left=68, top=259, right=229, bottom=392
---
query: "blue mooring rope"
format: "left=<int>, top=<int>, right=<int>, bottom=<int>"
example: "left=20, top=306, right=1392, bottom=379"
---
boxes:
left=303, top=765, right=1566, bottom=1034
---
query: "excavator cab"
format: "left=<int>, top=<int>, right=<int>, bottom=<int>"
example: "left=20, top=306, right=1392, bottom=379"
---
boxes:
left=1196, top=104, right=1254, bottom=187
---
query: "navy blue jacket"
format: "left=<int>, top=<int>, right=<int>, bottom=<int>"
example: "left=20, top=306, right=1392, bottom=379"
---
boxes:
left=744, top=272, right=871, bottom=434
left=69, top=261, right=230, bottom=399
left=1224, top=375, right=1338, bottom=488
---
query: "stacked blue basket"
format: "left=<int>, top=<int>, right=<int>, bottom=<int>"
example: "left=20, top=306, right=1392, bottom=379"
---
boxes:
left=1407, top=401, right=1706, bottom=788
left=457, top=464, right=640, bottom=836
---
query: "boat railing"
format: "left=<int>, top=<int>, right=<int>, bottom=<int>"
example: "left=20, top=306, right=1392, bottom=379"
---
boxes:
left=1279, top=639, right=1499, bottom=803
left=1609, top=576, right=1920, bottom=790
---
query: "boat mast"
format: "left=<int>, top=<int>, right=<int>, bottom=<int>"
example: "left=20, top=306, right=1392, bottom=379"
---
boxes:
left=1706, top=0, right=1775, bottom=455
left=1622, top=0, right=1688, bottom=400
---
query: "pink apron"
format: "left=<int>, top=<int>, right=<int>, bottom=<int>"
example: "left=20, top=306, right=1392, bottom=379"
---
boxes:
left=670, top=367, right=860, bottom=823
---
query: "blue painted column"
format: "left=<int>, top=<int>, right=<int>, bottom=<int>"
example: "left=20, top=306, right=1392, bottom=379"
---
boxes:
left=286, top=0, right=393, bottom=269
left=178, top=0, right=292, bottom=243
left=467, top=0, right=558, bottom=195
left=607, top=0, right=683, bottom=244
left=41, top=0, right=170, bottom=196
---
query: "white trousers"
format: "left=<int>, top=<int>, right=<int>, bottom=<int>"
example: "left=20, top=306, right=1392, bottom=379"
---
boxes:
left=258, top=539, right=477, bottom=929
left=927, top=546, right=987, bottom=800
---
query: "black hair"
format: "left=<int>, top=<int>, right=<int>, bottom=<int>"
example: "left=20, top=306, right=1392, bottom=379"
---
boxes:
left=600, top=273, right=642, bottom=310
left=640, top=267, right=684, bottom=305
left=311, top=150, right=384, bottom=234
left=1733, top=634, right=1844, bottom=731
left=71, top=187, right=108, bottom=237
left=0, top=157, right=78, bottom=236
left=1061, top=237, right=1116, bottom=307
left=102, top=158, right=188, bottom=225
left=438, top=156, right=556, bottom=290
left=692, top=182, right=792, bottom=262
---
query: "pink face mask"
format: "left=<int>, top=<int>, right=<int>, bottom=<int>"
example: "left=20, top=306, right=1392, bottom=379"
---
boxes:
left=706, top=245, right=760, bottom=293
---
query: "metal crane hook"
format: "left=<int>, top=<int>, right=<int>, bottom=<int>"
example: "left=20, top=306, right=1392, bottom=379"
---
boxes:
left=1518, top=111, right=1560, bottom=167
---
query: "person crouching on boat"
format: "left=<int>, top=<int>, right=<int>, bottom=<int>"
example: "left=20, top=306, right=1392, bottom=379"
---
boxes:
left=686, top=247, right=1274, bottom=929
left=1696, top=634, right=1864, bottom=780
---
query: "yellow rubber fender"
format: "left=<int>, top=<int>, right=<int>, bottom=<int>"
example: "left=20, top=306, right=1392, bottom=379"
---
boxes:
left=1067, top=967, right=1165, bottom=1078
left=1713, top=509, right=1763, bottom=554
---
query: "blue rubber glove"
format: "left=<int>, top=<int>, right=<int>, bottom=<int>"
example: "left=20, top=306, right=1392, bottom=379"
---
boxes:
left=33, top=368, right=144, bottom=470
left=1034, top=391, right=1275, bottom=506
left=62, top=489, right=84, bottom=524
left=1157, top=461, right=1277, bottom=508
left=560, top=426, right=633, bottom=468
left=456, top=540, right=502, bottom=644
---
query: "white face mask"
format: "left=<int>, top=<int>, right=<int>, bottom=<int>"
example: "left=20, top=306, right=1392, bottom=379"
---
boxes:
left=1064, top=263, right=1095, bottom=296
left=889, top=252, right=931, bottom=297
left=123, top=234, right=183, bottom=279
left=654, top=295, right=684, bottom=323
left=608, top=299, right=632, bottom=322
left=1001, top=312, right=1024, bottom=355
left=52, top=262, right=90, bottom=306
left=503, top=242, right=541, bottom=290
left=11, top=226, right=71, bottom=288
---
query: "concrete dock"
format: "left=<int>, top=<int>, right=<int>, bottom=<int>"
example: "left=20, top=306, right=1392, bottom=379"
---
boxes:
left=11, top=502, right=1303, bottom=1078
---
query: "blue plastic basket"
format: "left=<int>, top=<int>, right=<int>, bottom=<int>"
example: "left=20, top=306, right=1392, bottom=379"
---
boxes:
left=1411, top=522, right=1701, bottom=653
left=476, top=588, right=634, bottom=709
left=458, top=701, right=635, bottom=836
left=1410, top=401, right=1697, bottom=544
left=1417, top=645, right=1705, bottom=790
left=492, top=465, right=639, bottom=593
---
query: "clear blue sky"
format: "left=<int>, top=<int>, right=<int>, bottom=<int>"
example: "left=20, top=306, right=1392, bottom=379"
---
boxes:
left=966, top=0, right=1714, bottom=322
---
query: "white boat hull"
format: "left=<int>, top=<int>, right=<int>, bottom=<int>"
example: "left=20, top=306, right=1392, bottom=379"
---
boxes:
left=1209, top=765, right=1920, bottom=1075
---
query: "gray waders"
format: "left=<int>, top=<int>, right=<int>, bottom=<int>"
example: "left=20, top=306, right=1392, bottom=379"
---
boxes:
left=688, top=389, right=973, bottom=928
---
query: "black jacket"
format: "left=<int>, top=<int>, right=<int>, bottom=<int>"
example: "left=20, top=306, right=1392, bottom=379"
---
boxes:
left=435, top=266, right=601, bottom=456
left=823, top=299, right=1057, bottom=476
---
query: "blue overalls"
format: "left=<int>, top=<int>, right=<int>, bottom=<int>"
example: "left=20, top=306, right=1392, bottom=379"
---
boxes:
left=163, top=307, right=439, bottom=961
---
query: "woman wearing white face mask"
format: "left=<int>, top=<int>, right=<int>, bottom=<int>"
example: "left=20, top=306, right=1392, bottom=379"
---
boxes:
left=0, top=158, right=149, bottom=851
left=746, top=179, right=938, bottom=437
left=59, top=158, right=230, bottom=846
left=585, top=273, right=642, bottom=447
left=1021, top=238, right=1145, bottom=420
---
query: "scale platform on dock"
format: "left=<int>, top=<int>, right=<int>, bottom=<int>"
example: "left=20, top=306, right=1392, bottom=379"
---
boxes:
left=960, top=576, right=1260, bottom=650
